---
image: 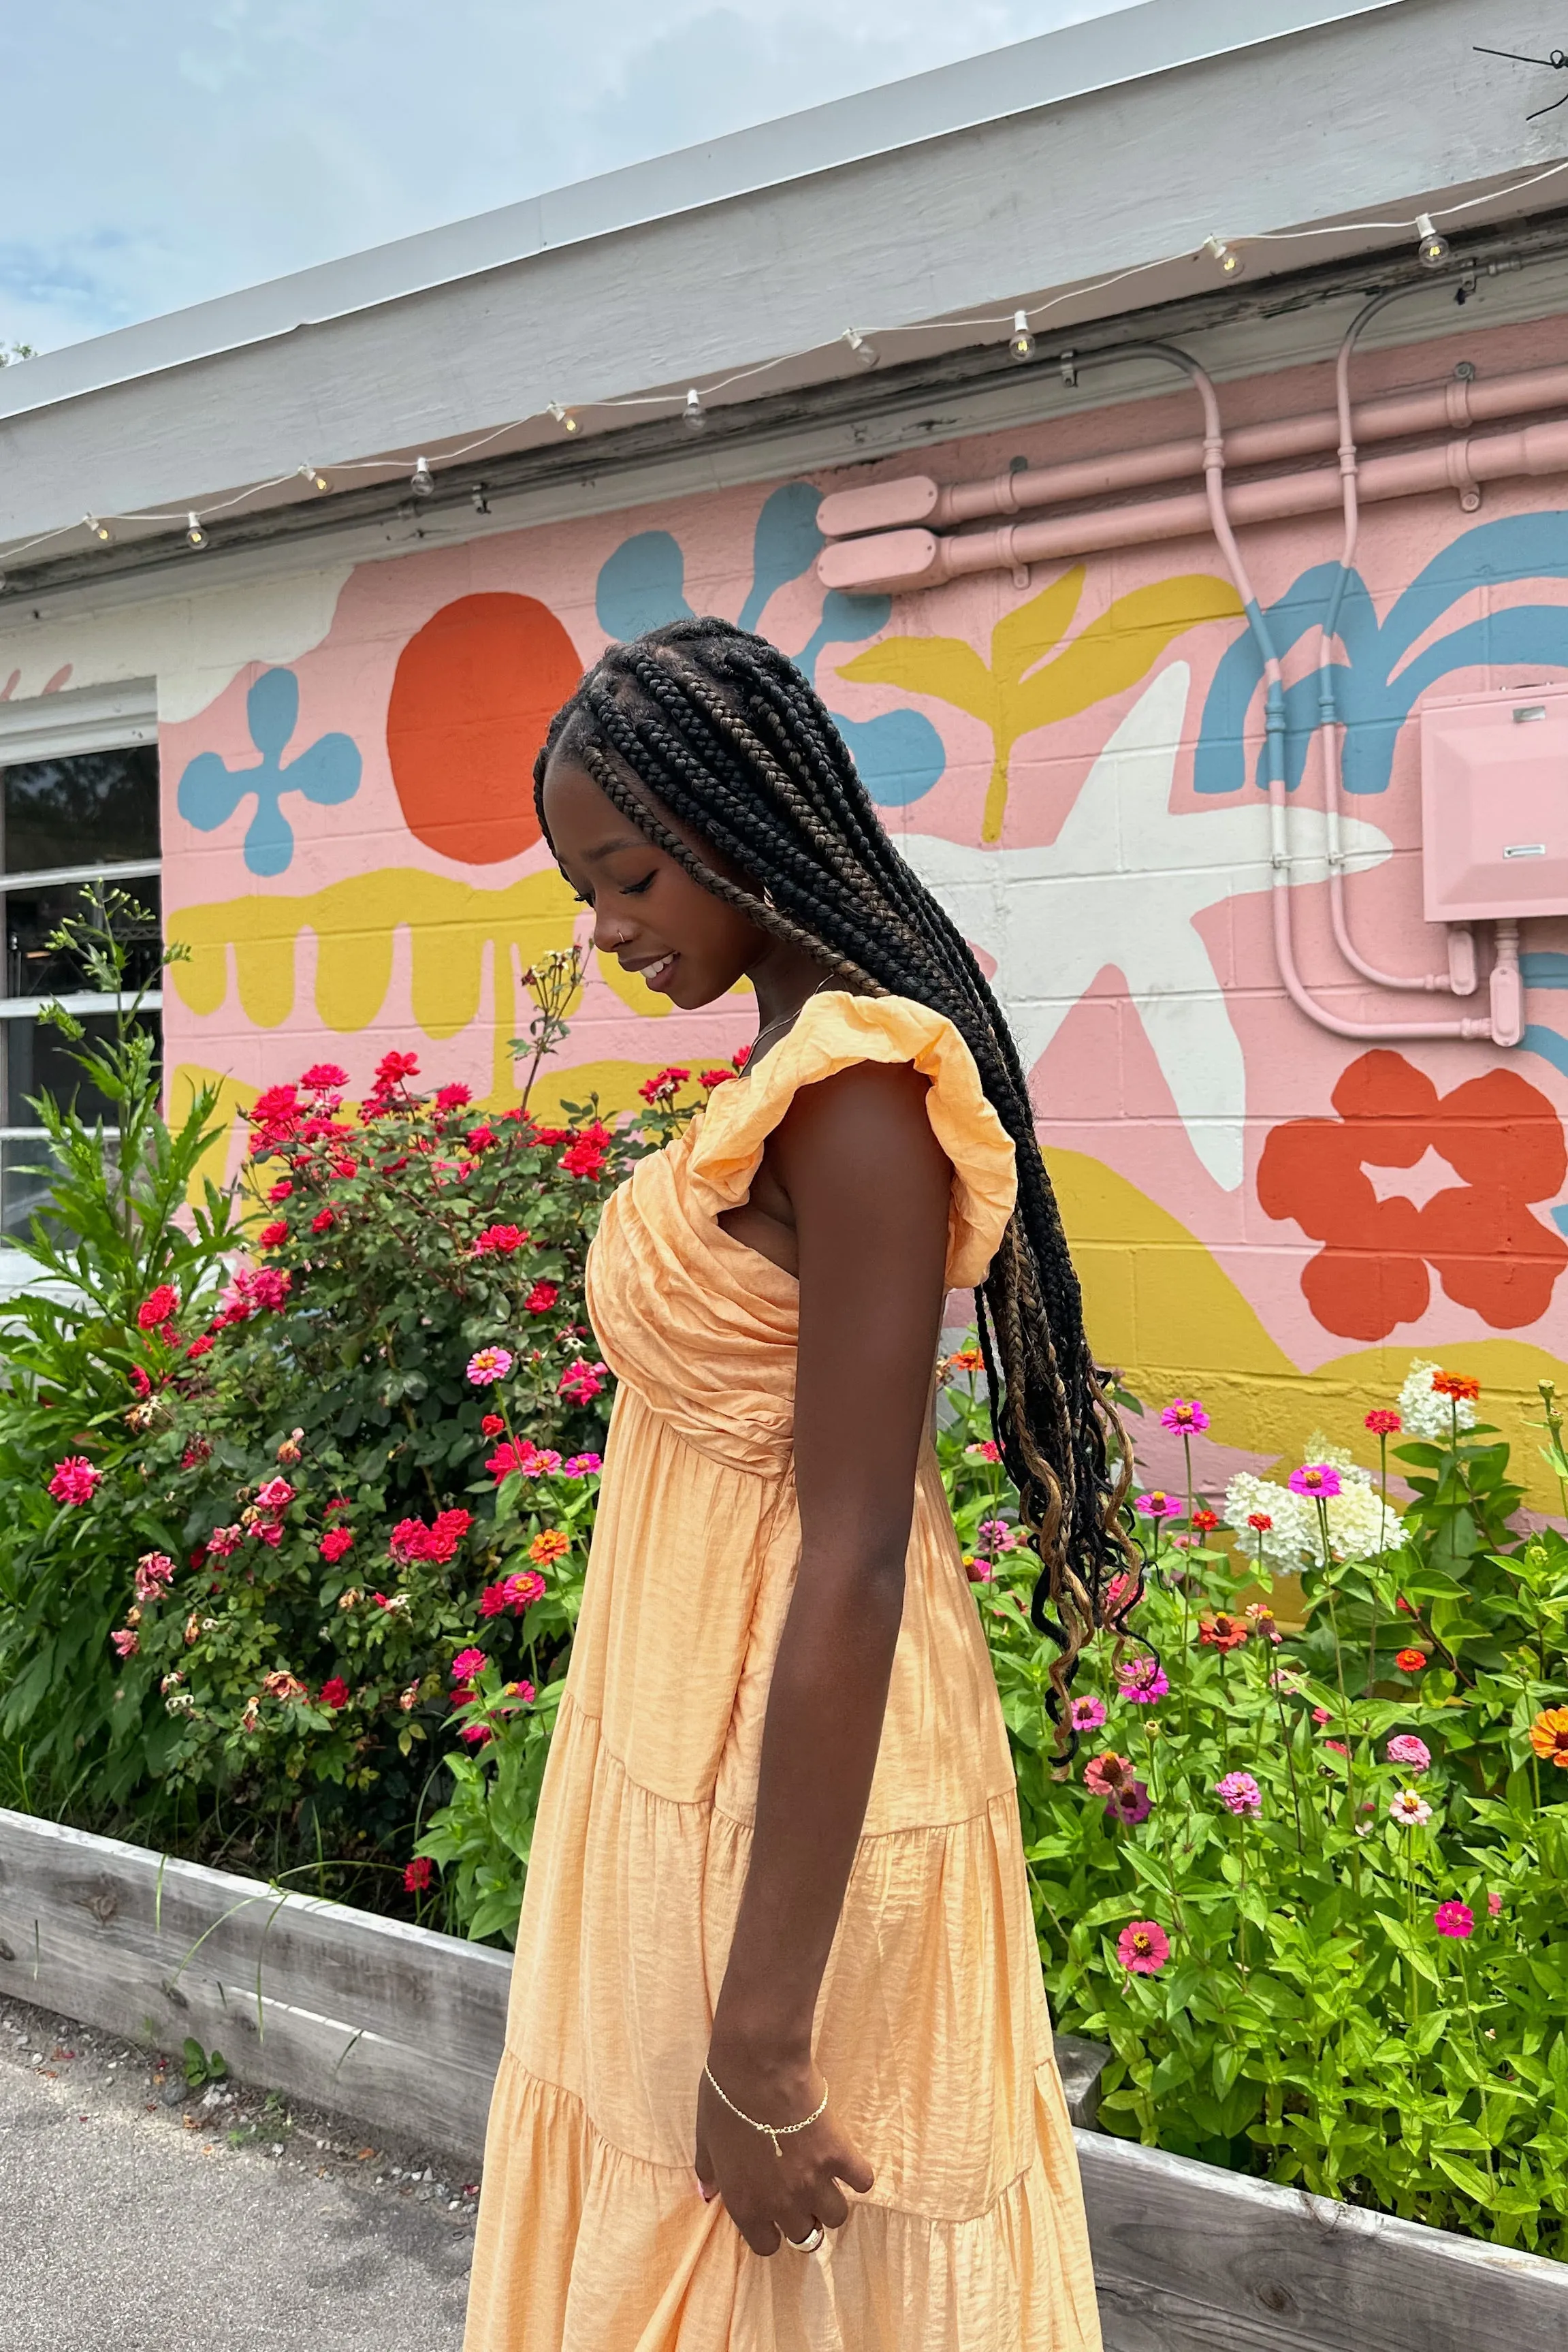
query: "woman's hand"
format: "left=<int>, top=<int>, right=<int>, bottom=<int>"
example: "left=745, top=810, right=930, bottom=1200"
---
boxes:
left=694, top=2049, right=874, bottom=2255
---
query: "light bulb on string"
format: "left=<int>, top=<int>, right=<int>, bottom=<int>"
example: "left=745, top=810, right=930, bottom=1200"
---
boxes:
left=1202, top=235, right=1245, bottom=279
left=410, top=456, right=435, bottom=498
left=298, top=463, right=330, bottom=492
left=682, top=388, right=707, bottom=432
left=185, top=513, right=208, bottom=549
left=1415, top=213, right=1450, bottom=268
left=844, top=328, right=880, bottom=369
left=83, top=513, right=112, bottom=544
left=1009, top=311, right=1036, bottom=361
left=547, top=402, right=580, bottom=434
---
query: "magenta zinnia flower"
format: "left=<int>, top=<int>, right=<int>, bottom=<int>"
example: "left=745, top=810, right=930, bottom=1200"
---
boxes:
left=1069, top=1694, right=1107, bottom=1733
left=1115, top=1655, right=1169, bottom=1704
left=1117, top=1920, right=1170, bottom=1975
left=1434, top=1901, right=1474, bottom=1940
left=451, top=1647, right=489, bottom=1683
left=1215, top=1770, right=1262, bottom=1817
left=1386, top=1733, right=1431, bottom=1772
left=1104, top=1779, right=1152, bottom=1826
left=1134, top=1490, right=1179, bottom=1519
left=466, top=1345, right=514, bottom=1387
left=1159, top=1397, right=1210, bottom=1435
left=1289, top=1462, right=1342, bottom=1499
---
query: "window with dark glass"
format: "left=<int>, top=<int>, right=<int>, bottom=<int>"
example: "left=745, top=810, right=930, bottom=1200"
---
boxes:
left=0, top=742, right=162, bottom=1239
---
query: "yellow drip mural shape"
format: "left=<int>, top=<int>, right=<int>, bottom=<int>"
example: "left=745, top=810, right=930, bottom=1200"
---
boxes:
left=168, top=868, right=582, bottom=1100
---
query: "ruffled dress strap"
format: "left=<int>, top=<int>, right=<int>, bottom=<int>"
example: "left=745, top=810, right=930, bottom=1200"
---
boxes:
left=687, top=989, right=1018, bottom=1288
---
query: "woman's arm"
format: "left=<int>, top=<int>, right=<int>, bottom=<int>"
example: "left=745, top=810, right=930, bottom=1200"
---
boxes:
left=694, top=1059, right=953, bottom=2253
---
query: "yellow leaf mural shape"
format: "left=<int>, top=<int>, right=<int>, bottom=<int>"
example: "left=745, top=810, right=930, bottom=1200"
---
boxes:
left=838, top=567, right=1243, bottom=840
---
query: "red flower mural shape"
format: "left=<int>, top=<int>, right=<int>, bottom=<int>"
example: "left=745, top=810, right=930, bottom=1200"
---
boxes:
left=1258, top=1049, right=1568, bottom=1340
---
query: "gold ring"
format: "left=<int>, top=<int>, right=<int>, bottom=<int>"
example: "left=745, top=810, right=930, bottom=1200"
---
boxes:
left=786, top=2224, right=825, bottom=2253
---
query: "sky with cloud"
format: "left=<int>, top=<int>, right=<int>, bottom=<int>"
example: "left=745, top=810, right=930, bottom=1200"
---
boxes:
left=1, top=0, right=1128, bottom=355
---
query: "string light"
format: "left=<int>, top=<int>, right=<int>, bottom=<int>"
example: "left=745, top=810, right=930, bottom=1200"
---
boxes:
left=471, top=483, right=490, bottom=515
left=9, top=148, right=1568, bottom=585
left=1415, top=213, right=1451, bottom=268
left=185, top=512, right=208, bottom=548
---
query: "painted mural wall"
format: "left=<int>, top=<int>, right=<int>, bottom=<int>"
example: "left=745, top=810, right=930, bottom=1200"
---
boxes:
left=7, top=306, right=1568, bottom=1501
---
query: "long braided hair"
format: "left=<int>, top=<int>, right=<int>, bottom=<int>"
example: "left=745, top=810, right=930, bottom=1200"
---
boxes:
left=533, top=616, right=1135, bottom=1717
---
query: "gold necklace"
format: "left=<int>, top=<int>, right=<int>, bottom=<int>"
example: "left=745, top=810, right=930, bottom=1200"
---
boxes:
left=748, top=974, right=833, bottom=1066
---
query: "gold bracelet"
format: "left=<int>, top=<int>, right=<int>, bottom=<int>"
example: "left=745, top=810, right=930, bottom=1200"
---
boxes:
left=703, top=2062, right=828, bottom=2158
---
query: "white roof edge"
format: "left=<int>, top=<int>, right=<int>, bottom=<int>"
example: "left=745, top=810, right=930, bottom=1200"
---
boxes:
left=0, top=0, right=1403, bottom=424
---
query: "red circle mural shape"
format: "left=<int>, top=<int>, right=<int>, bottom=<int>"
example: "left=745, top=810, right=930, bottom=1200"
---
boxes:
left=387, top=592, right=581, bottom=865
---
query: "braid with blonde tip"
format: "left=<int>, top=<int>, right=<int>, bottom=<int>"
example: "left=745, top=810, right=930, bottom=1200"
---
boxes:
left=534, top=617, right=1136, bottom=1719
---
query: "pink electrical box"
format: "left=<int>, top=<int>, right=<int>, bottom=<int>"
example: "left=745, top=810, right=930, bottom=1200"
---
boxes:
left=1422, top=682, right=1568, bottom=922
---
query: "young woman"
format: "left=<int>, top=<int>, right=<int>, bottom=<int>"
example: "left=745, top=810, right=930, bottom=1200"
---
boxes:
left=464, top=618, right=1127, bottom=2351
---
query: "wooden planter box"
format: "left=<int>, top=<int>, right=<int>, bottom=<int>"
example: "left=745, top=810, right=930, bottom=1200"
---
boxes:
left=1, top=1808, right=1563, bottom=2347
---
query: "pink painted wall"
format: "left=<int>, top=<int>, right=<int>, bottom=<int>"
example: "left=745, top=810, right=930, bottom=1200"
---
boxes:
left=155, top=305, right=1568, bottom=1496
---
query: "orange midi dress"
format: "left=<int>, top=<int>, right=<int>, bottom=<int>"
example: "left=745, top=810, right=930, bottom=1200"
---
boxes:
left=464, top=991, right=1102, bottom=2352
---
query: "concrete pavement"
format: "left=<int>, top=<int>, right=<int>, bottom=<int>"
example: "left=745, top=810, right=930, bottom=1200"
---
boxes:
left=0, top=1995, right=475, bottom=2352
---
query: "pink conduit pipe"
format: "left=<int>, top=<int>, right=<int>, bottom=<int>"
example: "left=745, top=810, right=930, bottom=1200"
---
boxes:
left=1317, top=288, right=1472, bottom=1000
left=817, top=415, right=1568, bottom=594
left=1133, top=341, right=1499, bottom=1049
left=816, top=361, right=1568, bottom=540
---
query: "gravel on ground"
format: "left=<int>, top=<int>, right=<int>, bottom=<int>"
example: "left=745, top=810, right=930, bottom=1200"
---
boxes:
left=0, top=1990, right=476, bottom=2352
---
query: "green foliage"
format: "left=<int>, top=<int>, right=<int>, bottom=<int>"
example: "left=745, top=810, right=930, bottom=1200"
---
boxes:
left=943, top=1363, right=1568, bottom=2256
left=182, top=2036, right=228, bottom=2088
left=0, top=889, right=245, bottom=1806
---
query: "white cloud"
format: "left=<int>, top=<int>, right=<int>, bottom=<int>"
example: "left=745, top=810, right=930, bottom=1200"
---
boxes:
left=1, top=0, right=1127, bottom=349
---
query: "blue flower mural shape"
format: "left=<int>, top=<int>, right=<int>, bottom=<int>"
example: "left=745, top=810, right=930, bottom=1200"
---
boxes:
left=177, top=667, right=362, bottom=876
left=594, top=482, right=946, bottom=808
left=1195, top=512, right=1568, bottom=797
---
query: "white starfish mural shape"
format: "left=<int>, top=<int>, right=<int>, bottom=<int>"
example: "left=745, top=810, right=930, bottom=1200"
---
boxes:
left=903, top=663, right=1393, bottom=1192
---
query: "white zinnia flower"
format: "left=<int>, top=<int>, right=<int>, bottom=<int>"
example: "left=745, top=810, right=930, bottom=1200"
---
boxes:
left=1397, top=1358, right=1477, bottom=1442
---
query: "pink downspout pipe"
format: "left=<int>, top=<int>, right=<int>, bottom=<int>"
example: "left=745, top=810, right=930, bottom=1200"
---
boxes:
left=1050, top=343, right=1497, bottom=1049
left=815, top=363, right=1568, bottom=540
left=1317, top=288, right=1466, bottom=997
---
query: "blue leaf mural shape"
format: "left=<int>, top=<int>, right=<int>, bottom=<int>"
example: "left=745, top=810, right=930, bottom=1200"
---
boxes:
left=1196, top=511, right=1568, bottom=796
left=594, top=483, right=947, bottom=808
left=177, top=668, right=362, bottom=877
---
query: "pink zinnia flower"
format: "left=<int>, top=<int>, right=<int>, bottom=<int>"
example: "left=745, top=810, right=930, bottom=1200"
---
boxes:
left=404, top=1857, right=434, bottom=1892
left=109, top=1627, right=139, bottom=1658
left=48, top=1456, right=101, bottom=1508
left=1135, top=1490, right=1179, bottom=1519
left=1434, top=1901, right=1474, bottom=1940
left=1289, top=1463, right=1342, bottom=1499
left=1083, top=1751, right=1132, bottom=1798
left=1387, top=1733, right=1431, bottom=1772
left=1069, top=1694, right=1107, bottom=1732
left=562, top=1453, right=602, bottom=1478
left=965, top=1440, right=1001, bottom=1464
left=1365, top=1409, right=1401, bottom=1437
left=1159, top=1397, right=1210, bottom=1435
left=1215, top=1771, right=1262, bottom=1816
left=466, top=1345, right=514, bottom=1387
left=1312, top=1706, right=1333, bottom=1726
left=451, top=1647, right=488, bottom=1682
left=1488, top=1891, right=1503, bottom=1918
left=1117, top=1920, right=1170, bottom=1976
left=1115, top=1655, right=1169, bottom=1705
